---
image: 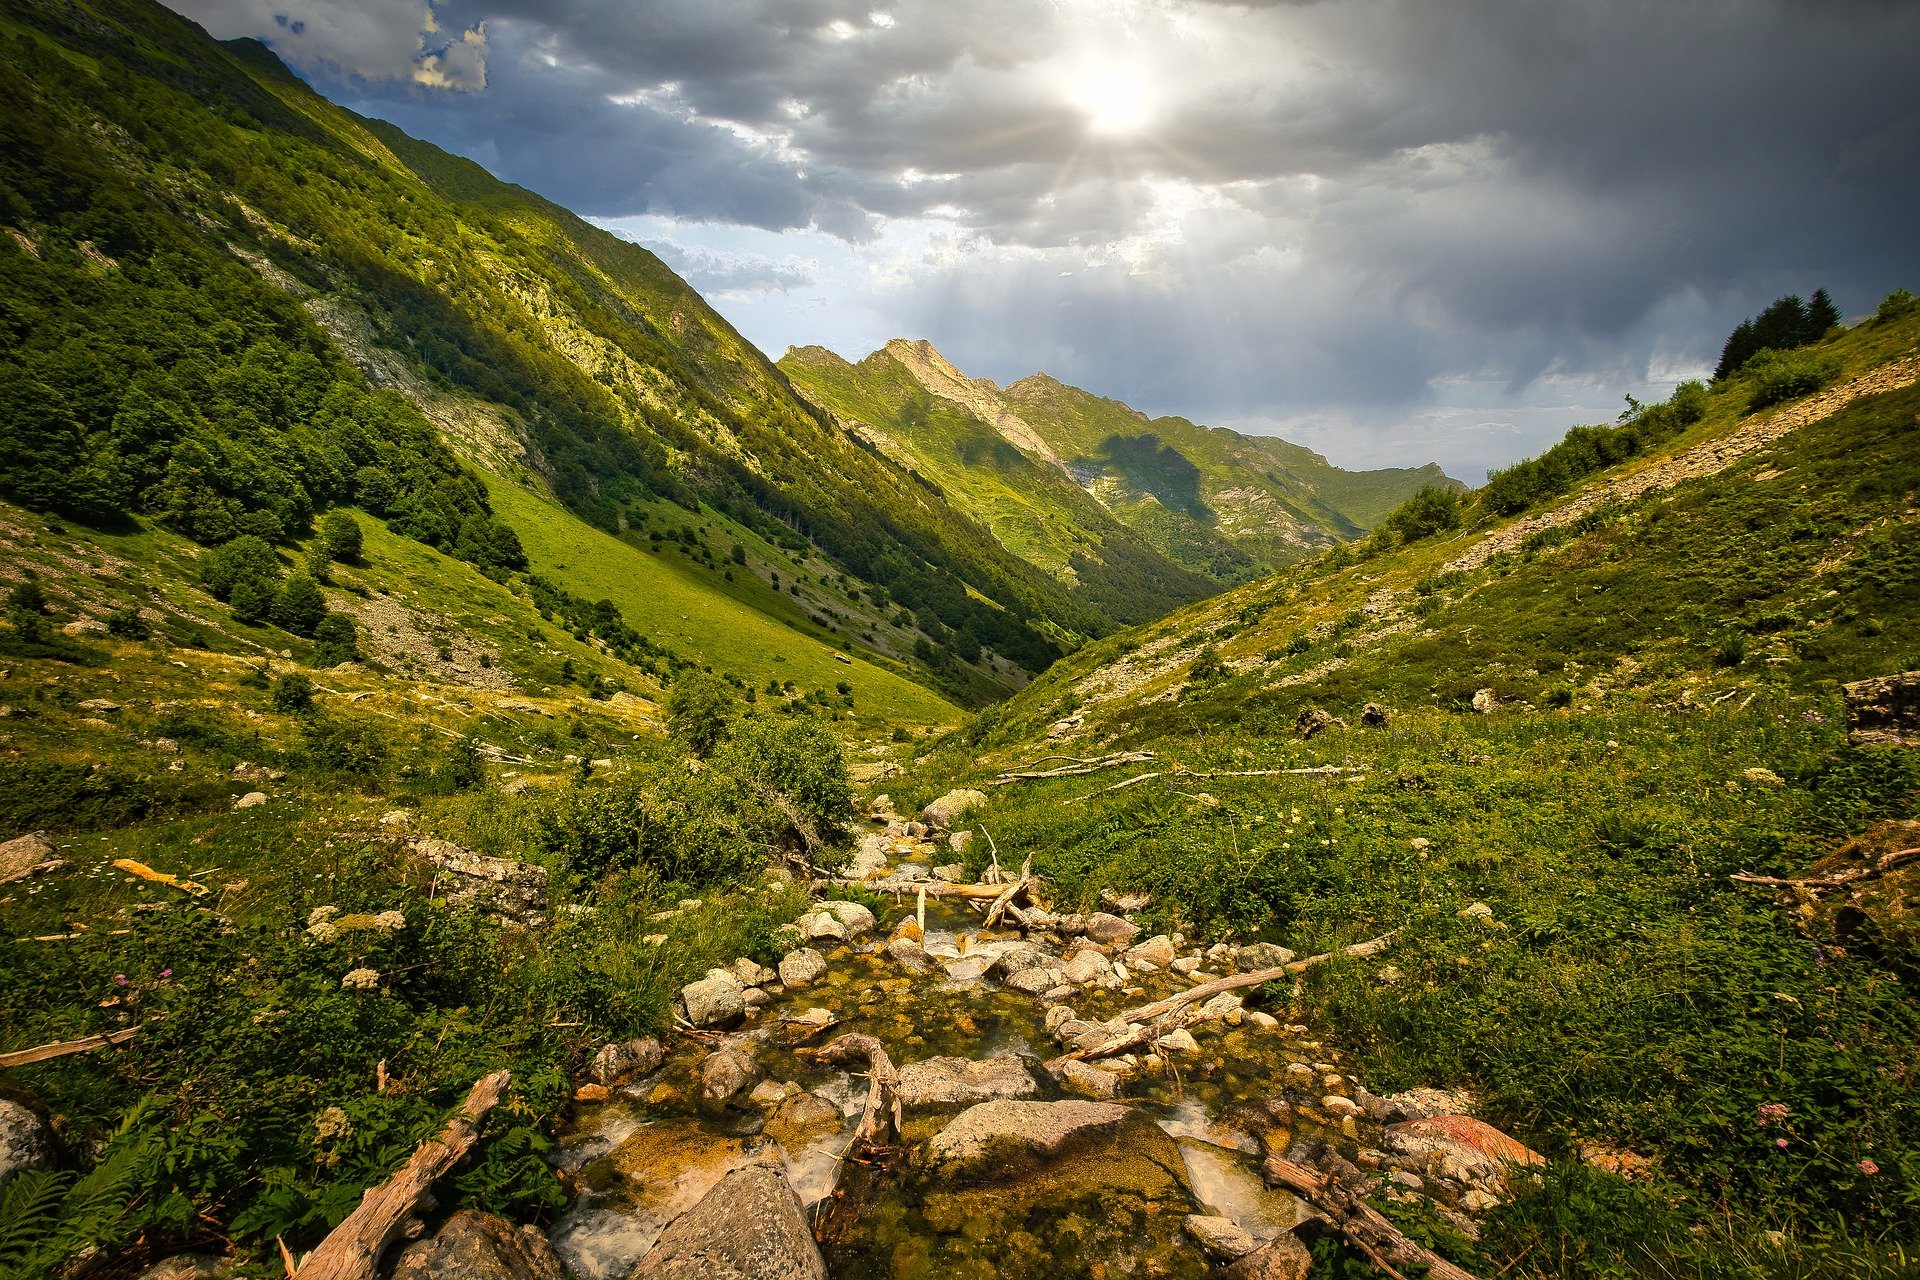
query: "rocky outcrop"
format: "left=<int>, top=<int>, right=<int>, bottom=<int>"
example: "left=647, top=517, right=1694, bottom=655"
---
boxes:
left=896, top=1054, right=1039, bottom=1112
left=632, top=1163, right=827, bottom=1279
left=922, top=1099, right=1138, bottom=1180
left=1845, top=670, right=1920, bottom=746
left=0, top=1099, right=50, bottom=1190
left=391, top=1211, right=565, bottom=1280
left=412, top=837, right=549, bottom=926
left=0, top=831, right=57, bottom=885
left=1384, top=1114, right=1543, bottom=1198
left=591, top=1037, right=665, bottom=1087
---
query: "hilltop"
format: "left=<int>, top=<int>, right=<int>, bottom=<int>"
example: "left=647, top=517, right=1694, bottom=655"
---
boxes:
left=779, top=340, right=1452, bottom=606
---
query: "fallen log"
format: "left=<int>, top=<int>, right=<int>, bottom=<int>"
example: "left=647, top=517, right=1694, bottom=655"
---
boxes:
left=112, top=858, right=208, bottom=896
left=1731, top=847, right=1920, bottom=891
left=1264, top=1155, right=1482, bottom=1280
left=994, top=751, right=1156, bottom=783
left=1118, top=929, right=1402, bottom=1025
left=0, top=1025, right=141, bottom=1069
left=293, top=1070, right=510, bottom=1280
left=796, top=1033, right=899, bottom=1151
left=830, top=879, right=1011, bottom=900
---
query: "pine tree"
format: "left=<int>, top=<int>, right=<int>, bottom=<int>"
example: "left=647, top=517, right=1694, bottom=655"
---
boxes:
left=1805, top=288, right=1841, bottom=340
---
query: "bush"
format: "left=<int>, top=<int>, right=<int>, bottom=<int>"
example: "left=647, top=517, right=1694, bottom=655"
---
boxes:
left=301, top=712, right=390, bottom=782
left=667, top=672, right=737, bottom=757
left=1382, top=485, right=1464, bottom=543
left=707, top=712, right=852, bottom=866
left=319, top=510, right=363, bottom=565
left=272, top=575, right=327, bottom=637
left=103, top=607, right=149, bottom=639
left=1746, top=350, right=1839, bottom=412
left=312, top=613, right=360, bottom=666
left=1873, top=288, right=1916, bottom=325
left=200, top=535, right=281, bottom=603
left=269, top=672, right=315, bottom=712
left=228, top=578, right=276, bottom=626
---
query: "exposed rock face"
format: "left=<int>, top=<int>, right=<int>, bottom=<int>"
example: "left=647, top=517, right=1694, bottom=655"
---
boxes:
left=632, top=1163, right=827, bottom=1279
left=1224, top=1232, right=1313, bottom=1280
left=592, top=1037, right=665, bottom=1086
left=778, top=948, right=827, bottom=989
left=1845, top=671, right=1920, bottom=746
left=0, top=1099, right=50, bottom=1190
left=412, top=837, right=549, bottom=925
left=390, top=1210, right=565, bottom=1280
left=1385, top=1114, right=1543, bottom=1196
left=921, top=788, right=988, bottom=830
left=0, top=831, right=55, bottom=884
left=896, top=1054, right=1039, bottom=1112
left=680, top=972, right=746, bottom=1028
left=922, top=1099, right=1137, bottom=1180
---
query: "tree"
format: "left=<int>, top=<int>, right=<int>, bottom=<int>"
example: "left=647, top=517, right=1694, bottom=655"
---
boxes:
left=201, top=535, right=281, bottom=602
left=1382, top=485, right=1464, bottom=543
left=312, top=613, right=360, bottom=666
left=319, top=510, right=363, bottom=564
left=272, top=574, right=327, bottom=637
left=1806, top=288, right=1841, bottom=338
left=669, top=672, right=739, bottom=757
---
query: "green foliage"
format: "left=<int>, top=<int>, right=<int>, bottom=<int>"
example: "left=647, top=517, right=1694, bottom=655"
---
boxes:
left=300, top=711, right=390, bottom=782
left=200, top=535, right=281, bottom=602
left=1716, top=291, right=1839, bottom=381
left=1745, top=349, right=1841, bottom=412
left=271, top=574, right=327, bottom=637
left=1480, top=381, right=1710, bottom=517
left=103, top=606, right=149, bottom=639
left=318, top=510, right=363, bottom=564
left=269, top=671, right=315, bottom=712
left=311, top=612, right=360, bottom=666
left=1873, top=288, right=1916, bottom=325
left=0, top=1106, right=163, bottom=1280
left=667, top=671, right=738, bottom=757
left=1381, top=484, right=1463, bottom=543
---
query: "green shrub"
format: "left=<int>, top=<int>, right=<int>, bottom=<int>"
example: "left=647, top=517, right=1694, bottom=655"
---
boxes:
left=199, top=535, right=281, bottom=602
left=272, top=574, right=327, bottom=637
left=1746, top=350, right=1840, bottom=412
left=103, top=607, right=149, bottom=639
left=1872, top=287, right=1915, bottom=326
left=269, top=672, right=315, bottom=712
left=319, top=510, right=363, bottom=565
left=668, top=672, right=737, bottom=757
left=301, top=712, right=390, bottom=782
left=312, top=613, right=360, bottom=666
left=1382, top=484, right=1464, bottom=543
left=228, top=578, right=276, bottom=626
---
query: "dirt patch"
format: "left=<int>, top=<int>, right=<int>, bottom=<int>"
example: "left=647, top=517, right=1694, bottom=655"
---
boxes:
left=340, top=590, right=518, bottom=691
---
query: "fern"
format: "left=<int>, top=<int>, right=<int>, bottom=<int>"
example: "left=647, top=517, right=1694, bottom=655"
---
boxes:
left=0, top=1103, right=163, bottom=1280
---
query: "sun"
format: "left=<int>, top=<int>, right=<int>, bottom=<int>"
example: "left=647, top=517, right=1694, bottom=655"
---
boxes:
left=1060, top=53, right=1161, bottom=138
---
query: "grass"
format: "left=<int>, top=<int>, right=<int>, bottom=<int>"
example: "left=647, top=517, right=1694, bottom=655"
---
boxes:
left=487, top=480, right=961, bottom=728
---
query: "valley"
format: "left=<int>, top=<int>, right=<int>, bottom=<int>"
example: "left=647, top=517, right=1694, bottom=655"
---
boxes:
left=0, top=1, right=1917, bottom=1279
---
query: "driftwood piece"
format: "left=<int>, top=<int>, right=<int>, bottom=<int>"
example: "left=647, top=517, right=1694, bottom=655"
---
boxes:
left=982, top=856, right=1034, bottom=930
left=293, top=1070, right=510, bottom=1280
left=0, top=1025, right=141, bottom=1069
left=112, top=858, right=208, bottom=896
left=993, top=752, right=1156, bottom=784
left=1731, top=847, right=1920, bottom=890
left=1118, top=929, right=1403, bottom=1025
left=831, top=879, right=1011, bottom=900
left=796, top=1033, right=900, bottom=1151
left=1264, top=1155, right=1482, bottom=1280
left=1092, top=764, right=1366, bottom=797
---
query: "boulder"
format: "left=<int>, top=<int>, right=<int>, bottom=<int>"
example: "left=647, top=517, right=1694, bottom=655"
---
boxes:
left=233, top=791, right=268, bottom=809
left=1294, top=707, right=1335, bottom=739
left=1385, top=1115, right=1543, bottom=1195
left=802, top=912, right=848, bottom=944
left=698, top=1046, right=760, bottom=1104
left=680, top=972, right=746, bottom=1028
left=1470, top=688, right=1499, bottom=714
left=1058, top=1060, right=1122, bottom=1099
left=948, top=830, right=973, bottom=854
left=820, top=900, right=877, bottom=936
left=730, top=957, right=777, bottom=988
left=848, top=834, right=891, bottom=878
left=591, top=1036, right=665, bottom=1087
left=943, top=955, right=994, bottom=983
left=1844, top=670, right=1920, bottom=746
left=778, top=948, right=827, bottom=989
left=1002, top=966, right=1064, bottom=996
left=885, top=935, right=934, bottom=973
left=0, top=1099, right=50, bottom=1190
left=987, top=942, right=1053, bottom=978
left=1124, top=935, right=1176, bottom=968
left=411, top=837, right=549, bottom=926
left=1083, top=912, right=1140, bottom=946
left=1360, top=702, right=1390, bottom=728
left=390, top=1210, right=564, bottom=1280
left=921, top=1100, right=1135, bottom=1181
left=1185, top=1214, right=1259, bottom=1260
left=1234, top=942, right=1297, bottom=970
left=896, top=1054, right=1039, bottom=1112
left=921, top=788, right=988, bottom=830
left=0, top=831, right=55, bottom=884
left=1225, top=1232, right=1313, bottom=1280
left=1061, top=949, right=1114, bottom=986
left=766, top=1091, right=844, bottom=1151
left=632, top=1163, right=827, bottom=1280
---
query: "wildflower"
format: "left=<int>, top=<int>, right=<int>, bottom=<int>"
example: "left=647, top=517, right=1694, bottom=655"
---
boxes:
left=113, top=974, right=128, bottom=986
left=341, top=967, right=380, bottom=991
left=1776, top=1138, right=1788, bottom=1149
left=1757, top=1102, right=1789, bottom=1125
left=159, top=969, right=172, bottom=979
left=1859, top=1158, right=1879, bottom=1175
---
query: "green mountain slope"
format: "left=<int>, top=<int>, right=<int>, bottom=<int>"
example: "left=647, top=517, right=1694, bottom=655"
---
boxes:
left=781, top=337, right=1453, bottom=591
left=0, top=0, right=1115, bottom=709
left=893, top=307, right=1920, bottom=1272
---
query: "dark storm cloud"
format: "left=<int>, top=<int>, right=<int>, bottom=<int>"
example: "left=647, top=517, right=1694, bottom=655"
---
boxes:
left=164, top=0, right=1920, bottom=470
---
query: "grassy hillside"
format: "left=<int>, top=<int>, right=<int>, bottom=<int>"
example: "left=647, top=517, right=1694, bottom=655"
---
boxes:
left=783, top=338, right=1454, bottom=595
left=894, top=304, right=1920, bottom=1276
left=0, top=0, right=1123, bottom=710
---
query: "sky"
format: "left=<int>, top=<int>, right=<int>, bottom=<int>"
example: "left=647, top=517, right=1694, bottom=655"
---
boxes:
left=166, top=0, right=1920, bottom=480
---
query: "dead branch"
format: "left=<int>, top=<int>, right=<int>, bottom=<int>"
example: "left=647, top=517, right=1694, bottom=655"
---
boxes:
left=1731, top=847, right=1920, bottom=891
left=0, top=1025, right=141, bottom=1069
left=993, top=751, right=1156, bottom=783
left=1264, top=1155, right=1482, bottom=1280
left=796, top=1033, right=899, bottom=1151
left=112, top=858, right=208, bottom=896
left=292, top=1070, right=510, bottom=1280
left=1119, top=930, right=1402, bottom=1025
left=829, top=878, right=1014, bottom=900
left=1079, top=764, right=1366, bottom=800
left=983, top=857, right=1033, bottom=930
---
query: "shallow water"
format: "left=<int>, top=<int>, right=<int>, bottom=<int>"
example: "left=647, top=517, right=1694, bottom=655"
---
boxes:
left=549, top=838, right=1365, bottom=1279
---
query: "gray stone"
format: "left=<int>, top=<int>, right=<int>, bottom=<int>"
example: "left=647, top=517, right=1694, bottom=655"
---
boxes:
left=1471, top=688, right=1499, bottom=714
left=680, top=972, right=746, bottom=1028
left=885, top=935, right=934, bottom=973
left=802, top=912, right=848, bottom=944
left=921, top=1099, right=1134, bottom=1180
left=819, top=900, right=876, bottom=936
left=765, top=1092, right=843, bottom=1150
left=1294, top=707, right=1336, bottom=739
left=729, top=957, right=777, bottom=988
left=698, top=1046, right=760, bottom=1104
left=1002, top=966, right=1063, bottom=996
left=987, top=942, right=1053, bottom=978
left=632, top=1163, right=827, bottom=1279
left=412, top=837, right=549, bottom=926
left=0, top=1099, right=50, bottom=1190
left=943, top=955, right=994, bottom=983
left=1083, top=912, right=1140, bottom=946
left=135, top=1257, right=231, bottom=1280
left=1185, top=1215, right=1259, bottom=1260
left=1062, top=949, right=1114, bottom=986
left=1058, top=1060, right=1122, bottom=1099
left=921, top=788, right=988, bottom=830
left=591, top=1036, right=665, bottom=1086
left=778, top=948, right=827, bottom=989
left=1225, top=1232, right=1313, bottom=1280
left=391, top=1211, right=564, bottom=1280
left=896, top=1054, right=1038, bottom=1111
left=1844, top=670, right=1920, bottom=746
left=1124, top=935, right=1176, bottom=968
left=0, top=831, right=55, bottom=884
left=1234, top=942, right=1297, bottom=970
